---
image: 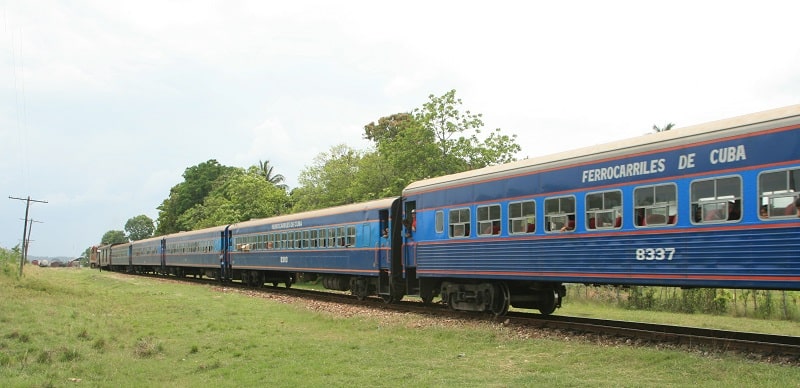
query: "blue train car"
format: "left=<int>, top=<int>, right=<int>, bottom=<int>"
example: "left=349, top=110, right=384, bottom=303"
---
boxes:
left=402, top=104, right=800, bottom=315
left=96, top=244, right=112, bottom=270
left=108, top=242, right=132, bottom=272
left=162, top=225, right=227, bottom=279
left=131, top=235, right=165, bottom=274
left=227, top=197, right=404, bottom=300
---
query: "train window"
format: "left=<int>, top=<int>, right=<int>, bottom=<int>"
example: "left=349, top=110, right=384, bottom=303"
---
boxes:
left=449, top=208, right=471, bottom=238
left=328, top=228, right=336, bottom=247
left=691, top=176, right=742, bottom=223
left=346, top=226, right=356, bottom=247
left=435, top=210, right=444, bottom=234
left=310, top=230, right=318, bottom=248
left=302, top=230, right=310, bottom=249
left=509, top=200, right=535, bottom=234
left=544, top=196, right=575, bottom=232
left=337, top=226, right=346, bottom=247
left=758, top=168, right=800, bottom=219
left=477, top=204, right=501, bottom=236
left=634, top=184, right=677, bottom=227
left=585, top=190, right=622, bottom=230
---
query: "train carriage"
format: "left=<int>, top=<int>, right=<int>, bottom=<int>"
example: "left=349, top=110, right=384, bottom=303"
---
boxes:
left=162, top=225, right=227, bottom=279
left=226, top=197, right=404, bottom=300
left=108, top=242, right=132, bottom=272
left=130, top=235, right=165, bottom=274
left=402, top=104, right=800, bottom=315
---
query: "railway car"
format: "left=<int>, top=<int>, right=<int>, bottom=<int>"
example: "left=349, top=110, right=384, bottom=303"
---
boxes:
left=108, top=242, right=132, bottom=272
left=96, top=244, right=112, bottom=270
left=130, top=235, right=165, bottom=274
left=225, top=198, right=404, bottom=300
left=401, top=104, right=800, bottom=315
left=162, top=225, right=227, bottom=279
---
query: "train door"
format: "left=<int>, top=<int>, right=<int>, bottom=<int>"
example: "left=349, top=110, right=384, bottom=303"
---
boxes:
left=159, top=238, right=166, bottom=275
left=220, top=226, right=233, bottom=282
left=127, top=245, right=133, bottom=273
left=402, top=200, right=421, bottom=297
left=377, top=198, right=406, bottom=302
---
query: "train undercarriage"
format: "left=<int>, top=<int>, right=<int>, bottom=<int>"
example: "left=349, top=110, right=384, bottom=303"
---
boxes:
left=104, top=264, right=564, bottom=316
left=432, top=280, right=565, bottom=316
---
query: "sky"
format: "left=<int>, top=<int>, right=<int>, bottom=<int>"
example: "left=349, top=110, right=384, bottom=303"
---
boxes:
left=1, top=1, right=798, bottom=258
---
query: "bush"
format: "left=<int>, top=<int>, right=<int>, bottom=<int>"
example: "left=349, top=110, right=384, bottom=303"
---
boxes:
left=0, top=246, right=21, bottom=278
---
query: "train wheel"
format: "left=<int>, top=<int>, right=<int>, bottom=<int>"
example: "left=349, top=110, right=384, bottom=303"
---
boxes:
left=538, top=289, right=558, bottom=315
left=490, top=282, right=510, bottom=316
left=284, top=276, right=292, bottom=289
left=380, top=294, right=394, bottom=304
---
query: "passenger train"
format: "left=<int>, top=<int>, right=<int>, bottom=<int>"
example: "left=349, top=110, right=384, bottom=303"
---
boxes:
left=94, top=104, right=800, bottom=315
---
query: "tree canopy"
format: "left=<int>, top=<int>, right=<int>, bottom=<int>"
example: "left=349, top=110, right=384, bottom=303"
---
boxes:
left=155, top=160, right=239, bottom=234
left=293, top=89, right=522, bottom=210
left=125, top=215, right=155, bottom=241
left=101, top=230, right=127, bottom=245
left=107, top=89, right=523, bottom=241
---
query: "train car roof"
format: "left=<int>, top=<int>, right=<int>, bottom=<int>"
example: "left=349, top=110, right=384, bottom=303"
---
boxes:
left=403, top=104, right=800, bottom=195
left=229, top=197, right=398, bottom=230
left=163, top=224, right=228, bottom=240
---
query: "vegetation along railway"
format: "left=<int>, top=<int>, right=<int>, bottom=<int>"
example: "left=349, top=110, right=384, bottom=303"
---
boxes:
left=92, top=104, right=800, bottom=320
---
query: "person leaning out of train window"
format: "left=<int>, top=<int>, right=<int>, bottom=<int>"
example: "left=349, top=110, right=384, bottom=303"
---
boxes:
left=559, top=215, right=575, bottom=232
left=795, top=197, right=800, bottom=217
left=404, top=210, right=416, bottom=238
left=727, top=201, right=741, bottom=221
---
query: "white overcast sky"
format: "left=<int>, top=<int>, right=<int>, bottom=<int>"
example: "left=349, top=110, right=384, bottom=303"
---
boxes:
left=1, top=1, right=798, bottom=257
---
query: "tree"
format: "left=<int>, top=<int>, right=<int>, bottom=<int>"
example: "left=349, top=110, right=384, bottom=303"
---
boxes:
left=156, top=160, right=239, bottom=234
left=652, top=123, right=676, bottom=133
left=412, top=89, right=520, bottom=174
left=291, top=144, right=365, bottom=212
left=101, top=230, right=128, bottom=245
left=125, top=215, right=155, bottom=241
left=178, top=168, right=291, bottom=229
left=253, top=159, right=288, bottom=190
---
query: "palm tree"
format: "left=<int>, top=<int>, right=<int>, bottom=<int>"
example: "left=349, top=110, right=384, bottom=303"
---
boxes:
left=652, top=123, right=676, bottom=133
left=258, top=160, right=288, bottom=190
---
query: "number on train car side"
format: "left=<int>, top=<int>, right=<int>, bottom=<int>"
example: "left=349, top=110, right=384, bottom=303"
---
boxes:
left=635, top=248, right=675, bottom=261
left=280, top=256, right=289, bottom=263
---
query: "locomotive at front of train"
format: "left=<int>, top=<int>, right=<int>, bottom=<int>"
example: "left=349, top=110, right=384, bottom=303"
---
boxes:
left=225, top=198, right=406, bottom=301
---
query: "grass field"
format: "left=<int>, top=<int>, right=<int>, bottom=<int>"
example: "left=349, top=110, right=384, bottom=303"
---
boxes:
left=2, top=266, right=799, bottom=387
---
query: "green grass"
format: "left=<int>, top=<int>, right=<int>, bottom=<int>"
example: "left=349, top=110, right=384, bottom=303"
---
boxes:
left=1, top=267, right=799, bottom=387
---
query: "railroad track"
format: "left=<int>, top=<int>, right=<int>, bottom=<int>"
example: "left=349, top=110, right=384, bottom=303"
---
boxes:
left=130, top=272, right=800, bottom=361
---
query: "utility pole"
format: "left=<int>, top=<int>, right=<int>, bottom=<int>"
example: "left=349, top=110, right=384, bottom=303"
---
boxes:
left=21, top=218, right=43, bottom=264
left=9, top=196, right=48, bottom=276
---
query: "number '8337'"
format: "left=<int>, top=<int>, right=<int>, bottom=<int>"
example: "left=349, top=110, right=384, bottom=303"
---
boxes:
left=635, top=248, right=676, bottom=261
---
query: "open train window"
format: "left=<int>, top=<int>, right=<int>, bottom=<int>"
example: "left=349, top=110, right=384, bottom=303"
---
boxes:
left=448, top=208, right=471, bottom=238
left=691, top=176, right=741, bottom=224
left=585, top=190, right=622, bottom=230
left=634, top=183, right=677, bottom=227
left=477, top=204, right=501, bottom=236
left=509, top=200, right=536, bottom=234
left=544, top=196, right=575, bottom=233
left=758, top=168, right=800, bottom=219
